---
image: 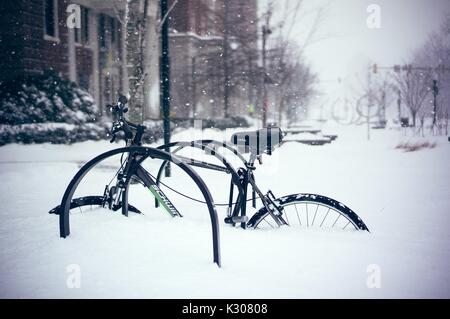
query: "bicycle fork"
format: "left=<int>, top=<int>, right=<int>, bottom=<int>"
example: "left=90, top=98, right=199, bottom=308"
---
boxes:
left=263, top=190, right=289, bottom=227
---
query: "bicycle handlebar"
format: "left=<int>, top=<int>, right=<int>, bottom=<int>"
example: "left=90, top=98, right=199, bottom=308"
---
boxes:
left=107, top=95, right=141, bottom=144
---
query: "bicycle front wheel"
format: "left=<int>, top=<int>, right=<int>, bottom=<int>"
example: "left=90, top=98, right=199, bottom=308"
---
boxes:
left=247, top=193, right=369, bottom=231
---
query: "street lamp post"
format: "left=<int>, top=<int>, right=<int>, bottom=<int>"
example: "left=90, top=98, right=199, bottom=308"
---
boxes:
left=160, top=0, right=171, bottom=177
left=191, top=57, right=197, bottom=118
left=262, top=24, right=271, bottom=127
left=223, top=0, right=230, bottom=118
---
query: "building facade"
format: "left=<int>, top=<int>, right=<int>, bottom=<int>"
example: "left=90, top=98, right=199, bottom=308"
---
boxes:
left=168, top=0, right=258, bottom=118
left=0, top=0, right=258, bottom=119
left=0, top=0, right=127, bottom=115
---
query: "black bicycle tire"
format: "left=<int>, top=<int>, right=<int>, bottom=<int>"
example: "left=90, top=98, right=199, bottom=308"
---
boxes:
left=247, top=193, right=369, bottom=231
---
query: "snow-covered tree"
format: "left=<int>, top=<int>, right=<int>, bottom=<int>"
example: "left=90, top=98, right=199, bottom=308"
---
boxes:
left=414, top=16, right=450, bottom=128
left=394, top=67, right=431, bottom=127
left=125, top=0, right=161, bottom=123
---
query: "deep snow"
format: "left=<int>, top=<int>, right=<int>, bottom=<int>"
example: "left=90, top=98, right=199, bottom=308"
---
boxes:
left=0, top=124, right=449, bottom=298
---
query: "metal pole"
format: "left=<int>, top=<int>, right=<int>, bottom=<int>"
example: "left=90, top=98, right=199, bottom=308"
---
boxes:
left=191, top=57, right=197, bottom=118
left=160, top=0, right=171, bottom=177
left=262, top=25, right=268, bottom=128
left=223, top=0, right=230, bottom=118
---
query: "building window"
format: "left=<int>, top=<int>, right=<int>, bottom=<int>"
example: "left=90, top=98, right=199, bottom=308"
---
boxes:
left=82, top=7, right=90, bottom=45
left=74, top=7, right=89, bottom=45
left=75, top=7, right=89, bottom=45
left=74, top=26, right=80, bottom=44
left=78, top=73, right=90, bottom=91
left=99, top=14, right=107, bottom=49
left=110, top=17, right=117, bottom=46
left=110, top=17, right=122, bottom=52
left=44, top=0, right=58, bottom=40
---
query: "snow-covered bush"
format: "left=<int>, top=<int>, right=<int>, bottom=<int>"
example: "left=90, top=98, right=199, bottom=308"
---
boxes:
left=0, top=123, right=107, bottom=145
left=395, top=140, right=437, bottom=152
left=0, top=70, right=98, bottom=125
left=0, top=121, right=165, bottom=146
left=0, top=71, right=249, bottom=145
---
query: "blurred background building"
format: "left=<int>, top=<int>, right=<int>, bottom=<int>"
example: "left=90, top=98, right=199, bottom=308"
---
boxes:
left=0, top=0, right=127, bottom=116
left=0, top=0, right=258, bottom=119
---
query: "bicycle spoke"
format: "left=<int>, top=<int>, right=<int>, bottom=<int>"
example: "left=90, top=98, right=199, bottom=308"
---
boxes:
left=294, top=204, right=301, bottom=226
left=284, top=208, right=290, bottom=225
left=306, top=203, right=309, bottom=227
left=252, top=197, right=368, bottom=232
left=263, top=218, right=275, bottom=228
left=332, top=213, right=341, bottom=227
left=320, top=208, right=331, bottom=227
left=311, top=204, right=319, bottom=226
left=343, top=220, right=351, bottom=230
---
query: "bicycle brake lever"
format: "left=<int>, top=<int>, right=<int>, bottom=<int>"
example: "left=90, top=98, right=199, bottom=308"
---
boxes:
left=109, top=134, right=116, bottom=143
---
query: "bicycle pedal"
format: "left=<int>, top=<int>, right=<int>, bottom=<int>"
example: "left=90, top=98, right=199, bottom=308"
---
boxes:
left=224, top=216, right=249, bottom=224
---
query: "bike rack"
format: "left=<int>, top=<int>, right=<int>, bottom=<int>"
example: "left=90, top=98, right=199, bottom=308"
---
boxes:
left=57, top=146, right=221, bottom=267
left=155, top=140, right=246, bottom=194
left=155, top=140, right=252, bottom=225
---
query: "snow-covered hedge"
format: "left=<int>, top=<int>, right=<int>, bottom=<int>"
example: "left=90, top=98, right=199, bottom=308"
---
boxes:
left=0, top=121, right=165, bottom=146
left=0, top=70, right=98, bottom=125
left=0, top=71, right=107, bottom=145
left=0, top=123, right=106, bottom=145
left=0, top=71, right=250, bottom=145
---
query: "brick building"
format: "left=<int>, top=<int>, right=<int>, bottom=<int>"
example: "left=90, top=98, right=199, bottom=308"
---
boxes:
left=0, top=0, right=258, bottom=119
left=0, top=0, right=127, bottom=115
left=168, top=0, right=259, bottom=118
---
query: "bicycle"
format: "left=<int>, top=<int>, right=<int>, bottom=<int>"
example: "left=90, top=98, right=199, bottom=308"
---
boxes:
left=154, top=131, right=369, bottom=232
left=49, top=96, right=370, bottom=267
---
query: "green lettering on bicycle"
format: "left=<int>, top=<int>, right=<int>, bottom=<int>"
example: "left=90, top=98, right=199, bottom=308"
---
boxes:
left=148, top=185, right=181, bottom=217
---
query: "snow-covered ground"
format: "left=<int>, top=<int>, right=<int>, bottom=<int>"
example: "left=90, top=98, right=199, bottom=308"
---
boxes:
left=0, top=124, right=449, bottom=298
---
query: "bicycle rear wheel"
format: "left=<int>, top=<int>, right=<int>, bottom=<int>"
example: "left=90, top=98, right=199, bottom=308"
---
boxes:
left=247, top=193, right=369, bottom=231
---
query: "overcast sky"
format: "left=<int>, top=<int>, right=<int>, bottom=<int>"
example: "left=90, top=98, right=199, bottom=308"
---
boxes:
left=262, top=0, right=450, bottom=111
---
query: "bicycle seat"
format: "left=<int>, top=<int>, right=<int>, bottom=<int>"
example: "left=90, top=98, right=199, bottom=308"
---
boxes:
left=231, top=127, right=283, bottom=155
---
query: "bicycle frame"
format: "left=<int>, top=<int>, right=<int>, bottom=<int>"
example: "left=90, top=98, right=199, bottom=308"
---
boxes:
left=109, top=120, right=286, bottom=229
left=121, top=153, right=182, bottom=218
left=155, top=140, right=288, bottom=229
